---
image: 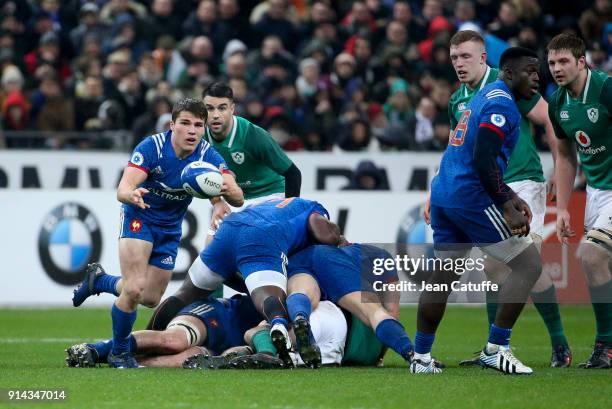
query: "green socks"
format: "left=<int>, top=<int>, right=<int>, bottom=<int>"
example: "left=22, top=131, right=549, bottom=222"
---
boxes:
left=589, top=280, right=612, bottom=346
left=252, top=330, right=277, bottom=355
left=531, top=285, right=569, bottom=347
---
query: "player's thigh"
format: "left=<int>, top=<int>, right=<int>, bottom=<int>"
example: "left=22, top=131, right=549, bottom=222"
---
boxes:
left=167, top=307, right=212, bottom=348
left=237, top=228, right=288, bottom=295
left=287, top=273, right=321, bottom=308
left=508, top=180, right=546, bottom=237
left=118, top=237, right=153, bottom=280
left=337, top=291, right=387, bottom=329
left=199, top=222, right=241, bottom=282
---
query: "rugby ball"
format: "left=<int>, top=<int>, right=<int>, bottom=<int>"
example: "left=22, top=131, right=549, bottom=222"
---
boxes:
left=181, top=161, right=223, bottom=199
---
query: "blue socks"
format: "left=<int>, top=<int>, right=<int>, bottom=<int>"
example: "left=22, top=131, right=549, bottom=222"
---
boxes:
left=375, top=319, right=413, bottom=361
left=287, top=293, right=312, bottom=321
left=414, top=331, right=436, bottom=354
left=89, top=336, right=136, bottom=361
left=111, top=304, right=137, bottom=355
left=270, top=317, right=289, bottom=328
left=488, top=324, right=512, bottom=347
left=95, top=274, right=120, bottom=296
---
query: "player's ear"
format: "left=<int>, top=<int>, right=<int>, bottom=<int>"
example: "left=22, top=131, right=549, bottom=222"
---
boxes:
left=481, top=51, right=487, bottom=65
left=169, top=121, right=175, bottom=132
left=577, top=55, right=587, bottom=70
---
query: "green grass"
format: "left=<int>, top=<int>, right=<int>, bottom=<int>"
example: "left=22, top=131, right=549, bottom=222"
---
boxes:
left=0, top=306, right=610, bottom=409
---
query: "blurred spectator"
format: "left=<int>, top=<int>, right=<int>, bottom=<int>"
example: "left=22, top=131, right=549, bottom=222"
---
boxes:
left=487, top=2, right=521, bottom=42
left=102, top=49, right=130, bottom=100
left=114, top=68, right=145, bottom=128
left=427, top=42, right=458, bottom=84
left=183, top=0, right=232, bottom=53
left=70, top=3, right=108, bottom=55
left=299, top=1, right=335, bottom=40
left=579, top=0, right=612, bottom=45
left=428, top=115, right=451, bottom=151
left=24, top=31, right=71, bottom=84
left=2, top=90, right=30, bottom=132
left=337, top=118, right=379, bottom=152
left=392, top=1, right=427, bottom=43
left=74, top=75, right=104, bottom=131
left=155, top=112, right=172, bottom=133
left=218, top=0, right=251, bottom=47
left=342, top=160, right=389, bottom=190
left=131, top=95, right=172, bottom=147
left=252, top=0, right=299, bottom=52
left=454, top=0, right=477, bottom=28
left=330, top=52, right=357, bottom=108
left=411, top=97, right=436, bottom=149
left=384, top=78, right=412, bottom=127
left=138, top=52, right=163, bottom=89
left=153, top=35, right=186, bottom=87
left=99, top=0, right=147, bottom=25
left=31, top=74, right=74, bottom=147
left=345, top=35, right=375, bottom=86
left=418, top=16, right=454, bottom=62
left=341, top=1, right=377, bottom=37
left=145, top=0, right=183, bottom=45
left=103, top=12, right=147, bottom=63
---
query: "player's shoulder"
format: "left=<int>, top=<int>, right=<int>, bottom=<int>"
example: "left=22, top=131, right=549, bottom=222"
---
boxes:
left=133, top=131, right=168, bottom=158
left=481, top=81, right=514, bottom=103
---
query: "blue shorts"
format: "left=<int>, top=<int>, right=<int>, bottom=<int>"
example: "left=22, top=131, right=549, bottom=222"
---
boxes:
left=288, top=245, right=397, bottom=303
left=201, top=221, right=288, bottom=280
left=430, top=204, right=513, bottom=247
left=119, top=207, right=181, bottom=270
left=178, top=295, right=262, bottom=354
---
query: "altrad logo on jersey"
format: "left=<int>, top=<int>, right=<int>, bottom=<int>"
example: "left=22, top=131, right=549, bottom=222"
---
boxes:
left=38, top=202, right=102, bottom=285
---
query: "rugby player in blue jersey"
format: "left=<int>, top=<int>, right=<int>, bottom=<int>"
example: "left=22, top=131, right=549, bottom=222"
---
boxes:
left=285, top=243, right=416, bottom=368
left=187, top=197, right=345, bottom=366
left=72, top=98, right=244, bottom=368
left=414, top=48, right=543, bottom=374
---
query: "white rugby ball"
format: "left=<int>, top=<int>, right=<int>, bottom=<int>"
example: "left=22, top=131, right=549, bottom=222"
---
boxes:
left=180, top=161, right=223, bottom=199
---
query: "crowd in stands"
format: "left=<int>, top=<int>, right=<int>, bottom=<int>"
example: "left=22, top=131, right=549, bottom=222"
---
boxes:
left=0, top=0, right=610, bottom=151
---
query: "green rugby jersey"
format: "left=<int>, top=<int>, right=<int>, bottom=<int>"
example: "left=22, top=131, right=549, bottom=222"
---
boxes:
left=341, top=315, right=384, bottom=366
left=204, top=115, right=293, bottom=200
left=548, top=69, right=612, bottom=189
left=448, top=66, right=544, bottom=183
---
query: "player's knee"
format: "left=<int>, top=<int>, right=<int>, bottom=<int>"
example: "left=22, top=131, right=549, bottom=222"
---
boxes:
left=582, top=229, right=612, bottom=272
left=123, top=279, right=146, bottom=302
left=141, top=293, right=162, bottom=308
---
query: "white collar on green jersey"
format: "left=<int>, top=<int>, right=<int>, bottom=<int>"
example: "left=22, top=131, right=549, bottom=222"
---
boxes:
left=464, top=65, right=492, bottom=97
left=566, top=69, right=592, bottom=104
left=206, top=115, right=238, bottom=147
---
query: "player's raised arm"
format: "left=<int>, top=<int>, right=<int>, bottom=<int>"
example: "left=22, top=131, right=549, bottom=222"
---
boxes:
left=117, top=166, right=150, bottom=209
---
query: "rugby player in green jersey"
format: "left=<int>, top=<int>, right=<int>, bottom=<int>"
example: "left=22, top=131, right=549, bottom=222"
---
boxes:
left=425, top=30, right=571, bottom=367
left=547, top=33, right=612, bottom=369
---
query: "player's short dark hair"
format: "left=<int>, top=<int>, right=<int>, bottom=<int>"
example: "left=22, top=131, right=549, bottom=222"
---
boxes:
left=450, top=30, right=484, bottom=47
left=546, top=33, right=586, bottom=60
left=499, top=47, right=538, bottom=70
left=171, top=98, right=207, bottom=122
left=202, top=82, right=234, bottom=101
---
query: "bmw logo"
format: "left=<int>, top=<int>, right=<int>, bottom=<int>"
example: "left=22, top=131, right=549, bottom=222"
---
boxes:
left=38, top=202, right=102, bottom=285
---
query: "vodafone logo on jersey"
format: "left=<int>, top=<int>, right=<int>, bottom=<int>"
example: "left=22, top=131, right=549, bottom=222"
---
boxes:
left=574, top=130, right=591, bottom=147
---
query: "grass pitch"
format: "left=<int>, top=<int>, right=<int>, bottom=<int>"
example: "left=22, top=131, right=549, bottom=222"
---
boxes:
left=1, top=305, right=610, bottom=409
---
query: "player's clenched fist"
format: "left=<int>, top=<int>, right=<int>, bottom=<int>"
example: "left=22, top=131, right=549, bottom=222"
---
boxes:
left=502, top=199, right=529, bottom=237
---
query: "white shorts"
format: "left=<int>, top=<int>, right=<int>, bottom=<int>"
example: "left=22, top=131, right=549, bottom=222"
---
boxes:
left=290, top=301, right=347, bottom=366
left=508, top=180, right=546, bottom=238
left=232, top=192, right=286, bottom=212
left=435, top=234, right=533, bottom=264
left=585, top=186, right=612, bottom=232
